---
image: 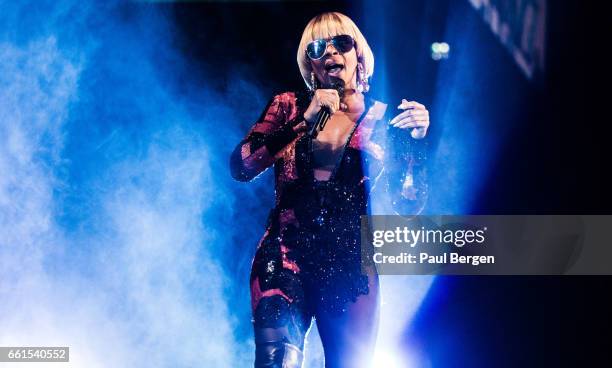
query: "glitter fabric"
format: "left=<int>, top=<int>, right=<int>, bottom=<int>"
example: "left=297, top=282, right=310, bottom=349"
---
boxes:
left=230, top=91, right=427, bottom=319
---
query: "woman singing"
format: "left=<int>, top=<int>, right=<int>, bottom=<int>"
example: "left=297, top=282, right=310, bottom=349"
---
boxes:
left=230, top=12, right=430, bottom=368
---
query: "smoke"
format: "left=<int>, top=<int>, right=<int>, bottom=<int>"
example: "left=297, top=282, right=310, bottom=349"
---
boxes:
left=0, top=1, right=437, bottom=367
left=0, top=0, right=265, bottom=366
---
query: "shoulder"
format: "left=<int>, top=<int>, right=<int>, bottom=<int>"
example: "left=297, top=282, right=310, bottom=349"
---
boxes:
left=259, top=92, right=296, bottom=119
left=258, top=90, right=311, bottom=124
left=271, top=91, right=296, bottom=102
left=268, top=90, right=312, bottom=115
left=365, top=97, right=390, bottom=122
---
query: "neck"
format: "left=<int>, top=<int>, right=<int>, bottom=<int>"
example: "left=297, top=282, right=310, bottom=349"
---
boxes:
left=343, top=75, right=361, bottom=96
left=341, top=89, right=365, bottom=113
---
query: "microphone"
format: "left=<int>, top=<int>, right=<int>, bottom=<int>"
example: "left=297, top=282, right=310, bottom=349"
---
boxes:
left=308, top=77, right=345, bottom=138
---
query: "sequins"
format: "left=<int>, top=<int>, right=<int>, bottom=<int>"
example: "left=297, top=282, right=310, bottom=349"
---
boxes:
left=279, top=142, right=299, bottom=181
left=267, top=260, right=275, bottom=273
left=247, top=92, right=425, bottom=316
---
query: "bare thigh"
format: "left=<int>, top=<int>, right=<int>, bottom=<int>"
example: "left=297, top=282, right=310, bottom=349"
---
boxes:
left=315, top=273, right=380, bottom=368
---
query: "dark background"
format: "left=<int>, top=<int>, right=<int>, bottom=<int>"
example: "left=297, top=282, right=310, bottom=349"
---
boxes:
left=166, top=0, right=610, bottom=366
left=170, top=0, right=611, bottom=213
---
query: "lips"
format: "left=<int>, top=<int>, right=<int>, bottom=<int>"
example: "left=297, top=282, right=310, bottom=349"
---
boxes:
left=325, top=62, right=344, bottom=75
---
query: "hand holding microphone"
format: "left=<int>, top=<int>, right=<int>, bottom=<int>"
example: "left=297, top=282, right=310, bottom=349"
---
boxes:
left=304, top=77, right=345, bottom=138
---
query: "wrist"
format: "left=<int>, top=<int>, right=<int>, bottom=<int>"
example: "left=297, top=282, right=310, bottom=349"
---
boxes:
left=303, top=113, right=315, bottom=124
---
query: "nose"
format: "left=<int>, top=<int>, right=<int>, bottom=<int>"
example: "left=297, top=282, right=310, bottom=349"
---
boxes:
left=325, top=42, right=339, bottom=56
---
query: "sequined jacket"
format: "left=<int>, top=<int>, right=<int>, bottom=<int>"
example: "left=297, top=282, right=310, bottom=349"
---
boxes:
left=230, top=89, right=427, bottom=216
left=230, top=90, right=427, bottom=313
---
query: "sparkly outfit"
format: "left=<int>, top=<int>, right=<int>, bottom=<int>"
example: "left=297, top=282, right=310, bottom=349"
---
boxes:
left=230, top=90, right=427, bottom=349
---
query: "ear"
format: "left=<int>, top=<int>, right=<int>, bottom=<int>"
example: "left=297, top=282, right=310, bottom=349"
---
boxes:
left=356, top=57, right=366, bottom=76
left=356, top=60, right=364, bottom=78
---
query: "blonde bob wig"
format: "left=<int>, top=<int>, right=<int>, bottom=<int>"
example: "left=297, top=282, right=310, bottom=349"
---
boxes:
left=297, top=12, right=374, bottom=90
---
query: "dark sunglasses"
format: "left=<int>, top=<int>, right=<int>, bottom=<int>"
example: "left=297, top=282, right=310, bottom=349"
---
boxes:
left=306, top=34, right=355, bottom=60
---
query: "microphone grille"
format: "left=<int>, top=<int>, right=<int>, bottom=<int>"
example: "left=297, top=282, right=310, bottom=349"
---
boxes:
left=329, top=77, right=345, bottom=98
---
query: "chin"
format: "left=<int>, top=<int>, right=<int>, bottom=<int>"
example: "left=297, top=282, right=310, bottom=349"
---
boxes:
left=324, top=72, right=345, bottom=84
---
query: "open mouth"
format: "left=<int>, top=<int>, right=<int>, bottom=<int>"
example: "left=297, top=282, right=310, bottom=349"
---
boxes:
left=325, top=63, right=344, bottom=75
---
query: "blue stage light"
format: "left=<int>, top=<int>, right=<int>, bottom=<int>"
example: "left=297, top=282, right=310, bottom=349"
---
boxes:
left=431, top=42, right=450, bottom=60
